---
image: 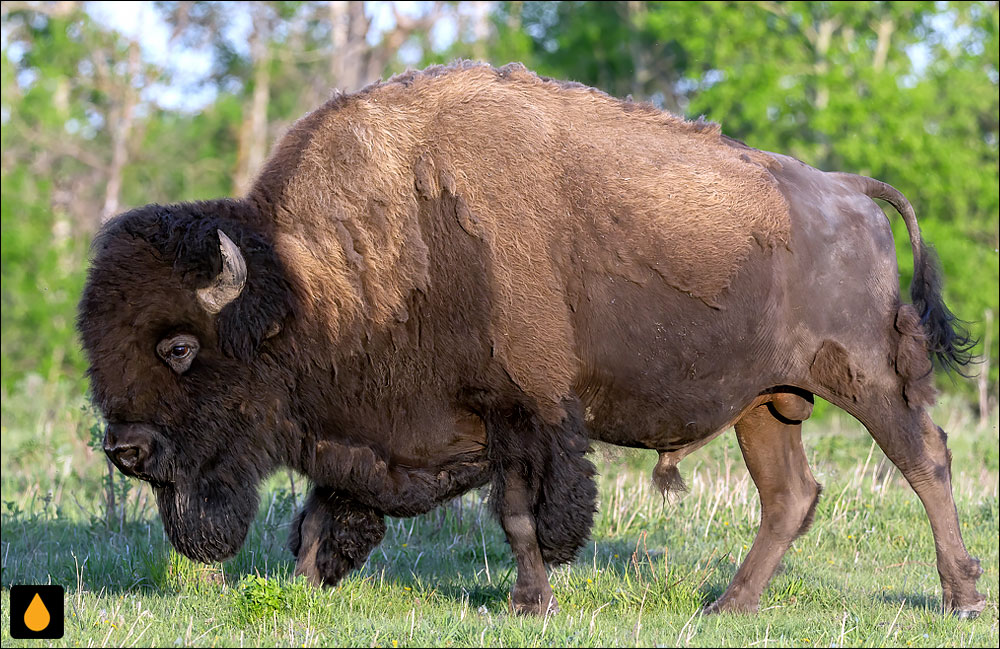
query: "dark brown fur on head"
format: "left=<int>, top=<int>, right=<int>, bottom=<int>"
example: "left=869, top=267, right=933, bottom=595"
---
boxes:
left=78, top=200, right=294, bottom=562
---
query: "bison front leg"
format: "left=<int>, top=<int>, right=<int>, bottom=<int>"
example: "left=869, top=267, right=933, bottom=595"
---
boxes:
left=706, top=396, right=821, bottom=614
left=288, top=487, right=386, bottom=587
left=497, top=471, right=558, bottom=615
left=486, top=401, right=597, bottom=615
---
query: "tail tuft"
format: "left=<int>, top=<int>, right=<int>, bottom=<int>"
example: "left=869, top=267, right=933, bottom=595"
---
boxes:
left=910, top=241, right=978, bottom=375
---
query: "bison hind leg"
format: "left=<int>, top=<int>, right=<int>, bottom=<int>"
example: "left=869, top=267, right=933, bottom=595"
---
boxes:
left=836, top=395, right=986, bottom=616
left=289, top=487, right=386, bottom=587
left=706, top=396, right=820, bottom=614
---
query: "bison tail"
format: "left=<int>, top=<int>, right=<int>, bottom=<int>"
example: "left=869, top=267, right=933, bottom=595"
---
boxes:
left=834, top=173, right=977, bottom=374
left=908, top=239, right=977, bottom=375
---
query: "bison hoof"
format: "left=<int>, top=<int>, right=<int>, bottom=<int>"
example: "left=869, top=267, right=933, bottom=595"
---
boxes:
left=703, top=596, right=758, bottom=616
left=951, top=597, right=986, bottom=620
left=510, top=586, right=559, bottom=616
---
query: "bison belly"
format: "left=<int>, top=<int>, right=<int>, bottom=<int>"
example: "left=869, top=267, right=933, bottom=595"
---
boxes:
left=568, top=243, right=785, bottom=452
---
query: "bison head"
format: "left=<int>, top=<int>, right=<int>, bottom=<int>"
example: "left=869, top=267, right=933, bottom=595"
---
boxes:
left=78, top=200, right=294, bottom=562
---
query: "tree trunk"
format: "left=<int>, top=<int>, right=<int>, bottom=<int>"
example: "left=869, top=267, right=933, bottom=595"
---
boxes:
left=234, top=4, right=272, bottom=195
left=979, top=310, right=994, bottom=428
left=329, top=1, right=370, bottom=92
left=872, top=18, right=895, bottom=72
left=101, top=39, right=140, bottom=223
left=626, top=1, right=649, bottom=99
left=812, top=18, right=837, bottom=110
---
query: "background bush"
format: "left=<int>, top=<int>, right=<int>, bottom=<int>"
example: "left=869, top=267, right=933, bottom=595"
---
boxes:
left=2, top=1, right=997, bottom=404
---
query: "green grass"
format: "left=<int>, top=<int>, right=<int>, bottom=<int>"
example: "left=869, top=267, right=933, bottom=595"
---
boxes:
left=1, top=376, right=997, bottom=647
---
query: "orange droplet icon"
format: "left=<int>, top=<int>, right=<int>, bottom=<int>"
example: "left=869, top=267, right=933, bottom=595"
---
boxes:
left=24, top=592, right=51, bottom=632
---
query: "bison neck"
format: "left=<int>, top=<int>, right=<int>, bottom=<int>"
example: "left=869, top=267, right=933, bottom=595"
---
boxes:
left=282, top=326, right=491, bottom=517
left=263, top=173, right=500, bottom=516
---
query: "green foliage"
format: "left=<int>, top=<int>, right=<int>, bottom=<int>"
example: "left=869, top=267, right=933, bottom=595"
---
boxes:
left=1, top=8, right=128, bottom=386
left=0, top=167, right=88, bottom=384
left=233, top=574, right=318, bottom=623
left=124, top=96, right=243, bottom=205
left=4, top=1, right=994, bottom=400
left=236, top=575, right=290, bottom=620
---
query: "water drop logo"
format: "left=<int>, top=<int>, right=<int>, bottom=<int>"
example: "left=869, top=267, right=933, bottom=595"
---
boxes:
left=10, top=585, right=64, bottom=639
left=24, top=592, right=51, bottom=631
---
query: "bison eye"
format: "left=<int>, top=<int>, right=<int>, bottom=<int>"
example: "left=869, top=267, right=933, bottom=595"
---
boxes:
left=157, top=334, right=200, bottom=374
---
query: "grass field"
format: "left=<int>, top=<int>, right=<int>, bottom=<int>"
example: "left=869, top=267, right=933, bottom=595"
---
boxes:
left=1, top=376, right=997, bottom=647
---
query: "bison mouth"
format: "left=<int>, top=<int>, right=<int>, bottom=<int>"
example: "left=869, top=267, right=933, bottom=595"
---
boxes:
left=153, top=475, right=260, bottom=564
left=125, top=469, right=172, bottom=490
left=101, top=422, right=263, bottom=563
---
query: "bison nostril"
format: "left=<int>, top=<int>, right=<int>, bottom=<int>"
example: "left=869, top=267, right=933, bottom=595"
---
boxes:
left=103, top=423, right=156, bottom=477
left=107, top=444, right=148, bottom=475
left=118, top=447, right=140, bottom=469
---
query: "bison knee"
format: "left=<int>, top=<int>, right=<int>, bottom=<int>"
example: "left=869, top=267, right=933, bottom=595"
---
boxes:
left=768, top=392, right=814, bottom=423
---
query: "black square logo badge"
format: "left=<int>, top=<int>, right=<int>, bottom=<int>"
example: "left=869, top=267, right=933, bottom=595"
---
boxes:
left=9, top=585, right=64, bottom=639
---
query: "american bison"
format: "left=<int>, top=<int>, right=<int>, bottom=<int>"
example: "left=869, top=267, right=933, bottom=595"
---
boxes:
left=78, top=62, right=985, bottom=617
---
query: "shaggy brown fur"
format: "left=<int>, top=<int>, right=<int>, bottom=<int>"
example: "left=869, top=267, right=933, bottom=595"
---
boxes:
left=309, top=438, right=488, bottom=518
left=289, top=488, right=386, bottom=587
left=80, top=61, right=984, bottom=618
left=252, top=61, right=789, bottom=418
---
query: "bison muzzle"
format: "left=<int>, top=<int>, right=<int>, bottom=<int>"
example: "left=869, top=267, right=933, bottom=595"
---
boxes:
left=78, top=62, right=985, bottom=618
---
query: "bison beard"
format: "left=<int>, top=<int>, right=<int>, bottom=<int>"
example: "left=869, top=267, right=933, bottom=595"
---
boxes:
left=154, top=475, right=260, bottom=564
left=78, top=62, right=985, bottom=618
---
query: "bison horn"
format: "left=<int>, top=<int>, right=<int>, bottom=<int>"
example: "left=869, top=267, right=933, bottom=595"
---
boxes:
left=197, top=229, right=247, bottom=314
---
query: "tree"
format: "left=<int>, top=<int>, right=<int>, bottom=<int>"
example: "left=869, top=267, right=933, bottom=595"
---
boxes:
left=1, top=3, right=141, bottom=380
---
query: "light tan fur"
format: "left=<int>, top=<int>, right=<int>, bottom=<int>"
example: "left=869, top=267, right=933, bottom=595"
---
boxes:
left=251, top=62, right=790, bottom=417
